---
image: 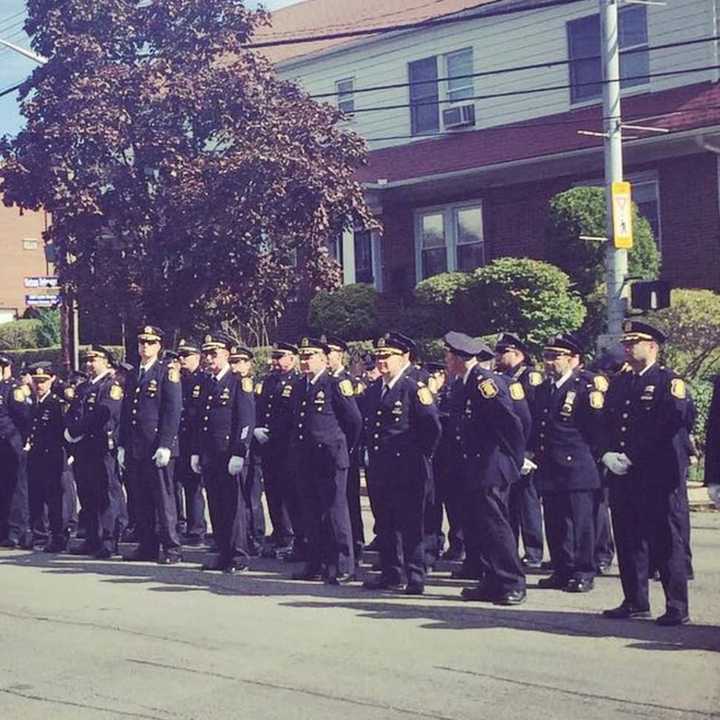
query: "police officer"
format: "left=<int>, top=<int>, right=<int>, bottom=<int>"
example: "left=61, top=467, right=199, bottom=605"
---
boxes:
left=362, top=332, right=441, bottom=595
left=494, top=333, right=545, bottom=569
left=230, top=344, right=266, bottom=554
left=601, top=320, right=691, bottom=626
left=531, top=335, right=604, bottom=593
left=25, top=363, right=69, bottom=552
left=176, top=338, right=207, bottom=546
left=705, top=375, right=720, bottom=508
left=443, top=332, right=526, bottom=606
left=290, top=336, right=362, bottom=583
left=254, top=342, right=302, bottom=559
left=0, top=355, right=32, bottom=548
left=191, top=334, right=255, bottom=574
left=65, top=346, right=125, bottom=559
left=119, top=326, right=183, bottom=564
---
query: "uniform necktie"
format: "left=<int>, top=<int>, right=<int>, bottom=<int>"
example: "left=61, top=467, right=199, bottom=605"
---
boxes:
left=381, top=384, right=389, bottom=399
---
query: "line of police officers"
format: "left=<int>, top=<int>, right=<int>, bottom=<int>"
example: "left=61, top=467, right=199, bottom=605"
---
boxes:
left=0, top=319, right=700, bottom=624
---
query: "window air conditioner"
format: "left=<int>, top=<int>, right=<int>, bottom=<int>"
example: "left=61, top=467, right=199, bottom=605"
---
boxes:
left=442, top=104, right=475, bottom=129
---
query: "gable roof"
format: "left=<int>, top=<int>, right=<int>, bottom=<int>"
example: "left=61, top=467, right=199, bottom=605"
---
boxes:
left=255, top=0, right=511, bottom=65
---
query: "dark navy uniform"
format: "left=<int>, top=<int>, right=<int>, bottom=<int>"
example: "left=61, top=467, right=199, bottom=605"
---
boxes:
left=66, top=370, right=125, bottom=556
left=256, top=366, right=302, bottom=550
left=603, top=358, right=691, bottom=620
left=459, top=366, right=526, bottom=600
left=500, top=363, right=545, bottom=566
left=178, top=366, right=208, bottom=542
left=290, top=366, right=362, bottom=578
left=26, top=387, right=69, bottom=549
left=193, top=365, right=255, bottom=568
left=532, top=371, right=604, bottom=588
left=705, top=376, right=720, bottom=487
left=0, top=374, right=31, bottom=546
left=363, top=366, right=441, bottom=589
left=120, top=357, right=183, bottom=559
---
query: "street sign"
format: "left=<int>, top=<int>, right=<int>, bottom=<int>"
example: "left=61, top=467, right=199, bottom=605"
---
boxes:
left=26, top=293, right=60, bottom=308
left=24, top=276, right=58, bottom=289
left=611, top=181, right=633, bottom=249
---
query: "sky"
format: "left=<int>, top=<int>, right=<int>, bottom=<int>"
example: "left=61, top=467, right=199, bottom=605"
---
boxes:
left=0, top=0, right=304, bottom=138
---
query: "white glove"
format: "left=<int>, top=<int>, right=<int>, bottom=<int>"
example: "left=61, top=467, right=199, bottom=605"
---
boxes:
left=64, top=428, right=83, bottom=444
left=228, top=455, right=245, bottom=476
left=253, top=427, right=270, bottom=445
left=521, top=457, right=538, bottom=476
left=117, top=446, right=126, bottom=471
left=153, top=447, right=171, bottom=468
left=707, top=484, right=720, bottom=509
left=363, top=448, right=369, bottom=467
left=67, top=455, right=74, bottom=467
left=190, top=454, right=202, bottom=475
left=602, top=452, right=630, bottom=476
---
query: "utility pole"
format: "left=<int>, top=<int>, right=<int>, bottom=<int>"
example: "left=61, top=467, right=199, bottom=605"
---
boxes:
left=601, top=0, right=627, bottom=339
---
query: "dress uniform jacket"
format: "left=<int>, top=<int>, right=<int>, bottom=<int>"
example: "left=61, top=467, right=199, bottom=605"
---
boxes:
left=0, top=379, right=31, bottom=544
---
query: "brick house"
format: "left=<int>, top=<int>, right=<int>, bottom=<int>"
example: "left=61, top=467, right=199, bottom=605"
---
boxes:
left=259, top=0, right=720, bottom=306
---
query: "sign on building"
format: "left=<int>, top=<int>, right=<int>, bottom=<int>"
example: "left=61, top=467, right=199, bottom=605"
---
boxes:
left=24, top=276, right=59, bottom=289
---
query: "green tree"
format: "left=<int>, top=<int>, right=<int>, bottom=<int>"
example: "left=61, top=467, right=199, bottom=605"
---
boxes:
left=1, top=0, right=373, bottom=339
left=36, top=309, right=61, bottom=348
left=308, top=283, right=381, bottom=340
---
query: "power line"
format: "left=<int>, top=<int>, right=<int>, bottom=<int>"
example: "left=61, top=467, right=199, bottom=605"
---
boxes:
left=310, top=34, right=720, bottom=100
left=244, top=0, right=588, bottom=49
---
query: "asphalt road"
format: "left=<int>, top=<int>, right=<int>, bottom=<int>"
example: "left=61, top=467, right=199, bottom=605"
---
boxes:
left=1, top=512, right=719, bottom=720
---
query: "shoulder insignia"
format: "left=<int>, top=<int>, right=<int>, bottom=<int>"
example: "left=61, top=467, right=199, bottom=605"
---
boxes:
left=671, top=378, right=686, bottom=400
left=168, top=367, right=180, bottom=383
left=593, top=375, right=609, bottom=393
left=110, top=384, right=124, bottom=401
left=427, top=376, right=438, bottom=394
left=417, top=386, right=433, bottom=406
left=478, top=378, right=498, bottom=399
left=589, top=390, right=605, bottom=409
left=13, top=387, right=25, bottom=403
left=339, top=379, right=354, bottom=397
left=64, top=387, right=75, bottom=401
left=509, top=382, right=525, bottom=401
left=528, top=371, right=543, bottom=387
left=281, top=384, right=292, bottom=398
left=254, top=382, right=263, bottom=396
left=22, top=385, right=31, bottom=398
left=242, top=377, right=253, bottom=393
left=354, top=382, right=366, bottom=396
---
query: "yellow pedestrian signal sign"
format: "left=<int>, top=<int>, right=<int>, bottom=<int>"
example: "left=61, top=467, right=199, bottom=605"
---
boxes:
left=611, top=181, right=633, bottom=249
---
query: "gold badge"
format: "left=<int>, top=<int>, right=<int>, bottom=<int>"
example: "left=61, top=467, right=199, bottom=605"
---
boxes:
left=64, top=387, right=75, bottom=400
left=192, top=384, right=201, bottom=398
left=528, top=371, right=543, bottom=387
left=168, top=367, right=180, bottom=383
left=510, top=382, right=525, bottom=401
left=242, top=377, right=253, bottom=393
left=282, top=384, right=292, bottom=398
left=110, top=384, right=124, bottom=401
left=593, top=375, right=609, bottom=393
left=478, top=378, right=498, bottom=399
left=255, top=382, right=263, bottom=396
left=13, top=387, right=25, bottom=403
left=589, top=390, right=605, bottom=409
left=671, top=378, right=686, bottom=400
left=339, top=379, right=354, bottom=397
left=418, top=386, right=433, bottom=406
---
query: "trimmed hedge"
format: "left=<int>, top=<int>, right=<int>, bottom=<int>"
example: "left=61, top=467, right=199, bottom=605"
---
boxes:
left=0, top=319, right=42, bottom=350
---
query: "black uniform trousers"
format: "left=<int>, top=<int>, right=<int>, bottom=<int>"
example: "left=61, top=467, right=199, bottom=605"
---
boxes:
left=176, top=453, right=207, bottom=540
left=261, top=449, right=295, bottom=546
left=463, top=465, right=525, bottom=594
left=128, top=456, right=181, bottom=555
left=27, top=451, right=67, bottom=543
left=62, top=465, right=79, bottom=533
left=122, top=462, right=139, bottom=532
left=593, top=486, right=615, bottom=567
left=245, top=449, right=266, bottom=548
left=73, top=448, right=123, bottom=553
left=298, top=442, right=354, bottom=575
left=369, top=451, right=428, bottom=586
left=609, top=474, right=689, bottom=616
left=346, top=448, right=364, bottom=552
left=508, top=473, right=544, bottom=564
left=0, top=442, right=29, bottom=543
left=203, top=455, right=248, bottom=563
left=542, top=489, right=596, bottom=582
left=432, top=457, right=465, bottom=554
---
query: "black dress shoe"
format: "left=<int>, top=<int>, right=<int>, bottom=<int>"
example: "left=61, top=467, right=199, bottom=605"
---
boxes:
left=326, top=572, right=356, bottom=586
left=292, top=566, right=323, bottom=581
left=70, top=543, right=99, bottom=556
left=223, top=560, right=248, bottom=575
left=596, top=561, right=611, bottom=575
left=656, top=611, right=690, bottom=626
left=124, top=550, right=159, bottom=562
left=0, top=538, right=20, bottom=549
left=159, top=552, right=183, bottom=565
left=461, top=583, right=497, bottom=602
left=94, top=548, right=115, bottom=560
left=540, top=560, right=554, bottom=570
left=565, top=578, right=594, bottom=593
left=495, top=588, right=527, bottom=606
left=451, top=564, right=481, bottom=580
left=183, top=536, right=203, bottom=548
left=537, top=574, right=567, bottom=589
left=602, top=603, right=652, bottom=619
left=521, top=557, right=543, bottom=569
left=441, top=546, right=465, bottom=562
left=201, top=559, right=223, bottom=571
left=362, top=576, right=404, bottom=591
left=44, top=540, right=68, bottom=553
left=404, top=581, right=425, bottom=595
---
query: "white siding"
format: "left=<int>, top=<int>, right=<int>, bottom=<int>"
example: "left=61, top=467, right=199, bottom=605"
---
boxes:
left=275, top=0, right=716, bottom=151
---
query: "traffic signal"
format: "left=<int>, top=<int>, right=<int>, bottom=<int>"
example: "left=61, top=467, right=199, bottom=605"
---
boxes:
left=630, top=280, right=671, bottom=311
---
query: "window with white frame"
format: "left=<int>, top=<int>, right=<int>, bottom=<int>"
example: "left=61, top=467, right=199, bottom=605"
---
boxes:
left=446, top=48, right=474, bottom=103
left=416, top=202, right=485, bottom=281
left=353, top=229, right=374, bottom=285
left=567, top=5, right=649, bottom=104
left=336, top=78, right=355, bottom=115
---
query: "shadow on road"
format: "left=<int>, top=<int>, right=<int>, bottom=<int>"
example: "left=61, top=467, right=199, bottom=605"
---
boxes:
left=1, top=550, right=717, bottom=654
